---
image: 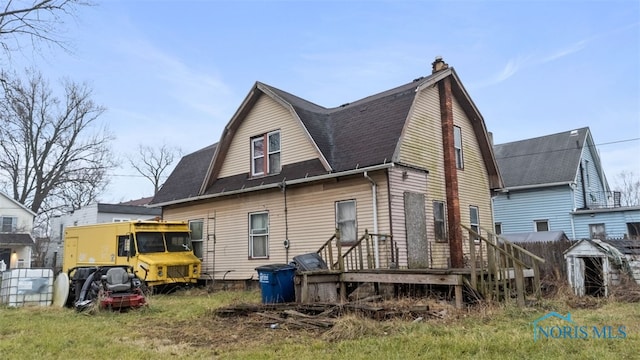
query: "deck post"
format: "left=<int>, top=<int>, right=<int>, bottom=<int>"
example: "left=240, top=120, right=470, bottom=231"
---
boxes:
left=533, top=261, right=541, bottom=300
left=515, top=264, right=525, bottom=307
left=468, top=231, right=477, bottom=290
left=455, top=282, right=463, bottom=309
left=301, top=273, right=309, bottom=303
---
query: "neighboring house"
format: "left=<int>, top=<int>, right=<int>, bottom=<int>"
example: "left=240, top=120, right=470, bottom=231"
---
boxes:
left=151, top=57, right=503, bottom=282
left=46, top=198, right=162, bottom=270
left=492, top=127, right=640, bottom=240
left=0, top=191, right=36, bottom=270
left=565, top=238, right=640, bottom=297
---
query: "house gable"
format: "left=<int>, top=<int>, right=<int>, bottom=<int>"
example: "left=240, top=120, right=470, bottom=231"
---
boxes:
left=201, top=83, right=330, bottom=193
left=0, top=191, right=35, bottom=233
left=395, top=68, right=502, bottom=191
left=217, top=92, right=323, bottom=179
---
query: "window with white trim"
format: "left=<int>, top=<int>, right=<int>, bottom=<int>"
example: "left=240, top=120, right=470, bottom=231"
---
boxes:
left=589, top=223, right=606, bottom=240
left=189, top=219, right=204, bottom=260
left=433, top=201, right=447, bottom=242
left=453, top=126, right=464, bottom=169
left=469, top=206, right=480, bottom=242
left=336, top=200, right=357, bottom=244
left=0, top=216, right=17, bottom=232
left=251, top=131, right=281, bottom=176
left=249, top=212, right=269, bottom=258
left=534, top=220, right=549, bottom=232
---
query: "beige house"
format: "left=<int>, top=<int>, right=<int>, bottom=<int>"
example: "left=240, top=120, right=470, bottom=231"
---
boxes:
left=151, top=58, right=503, bottom=282
left=0, top=191, right=36, bottom=270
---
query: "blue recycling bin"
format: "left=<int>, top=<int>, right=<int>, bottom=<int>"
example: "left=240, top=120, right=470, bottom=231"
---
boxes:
left=255, top=264, right=296, bottom=303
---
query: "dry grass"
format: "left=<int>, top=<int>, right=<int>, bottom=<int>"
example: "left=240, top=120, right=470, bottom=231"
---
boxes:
left=1, top=286, right=639, bottom=359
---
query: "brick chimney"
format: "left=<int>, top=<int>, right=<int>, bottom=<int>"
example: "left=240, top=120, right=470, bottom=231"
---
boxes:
left=432, top=56, right=449, bottom=73
left=437, top=66, right=463, bottom=268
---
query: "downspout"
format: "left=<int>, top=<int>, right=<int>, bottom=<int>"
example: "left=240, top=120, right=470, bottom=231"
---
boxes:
left=281, top=179, right=290, bottom=263
left=570, top=182, right=577, bottom=240
left=364, top=171, right=380, bottom=268
left=579, top=162, right=587, bottom=210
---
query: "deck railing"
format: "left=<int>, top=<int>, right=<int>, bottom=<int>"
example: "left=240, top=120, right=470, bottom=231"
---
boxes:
left=317, top=229, right=397, bottom=271
left=462, top=224, right=545, bottom=306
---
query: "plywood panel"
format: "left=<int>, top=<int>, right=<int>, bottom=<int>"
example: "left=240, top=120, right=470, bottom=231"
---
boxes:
left=404, top=192, right=428, bottom=268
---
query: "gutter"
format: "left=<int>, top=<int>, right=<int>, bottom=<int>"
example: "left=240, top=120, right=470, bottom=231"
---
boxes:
left=501, top=181, right=573, bottom=192
left=363, top=171, right=380, bottom=268
left=151, top=163, right=395, bottom=208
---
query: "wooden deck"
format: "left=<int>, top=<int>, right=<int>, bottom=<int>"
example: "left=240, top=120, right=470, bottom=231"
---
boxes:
left=296, top=267, right=536, bottom=308
left=313, top=227, right=545, bottom=308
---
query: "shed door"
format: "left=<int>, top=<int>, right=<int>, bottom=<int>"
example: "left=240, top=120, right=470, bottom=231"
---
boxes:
left=574, top=257, right=585, bottom=297
left=404, top=192, right=428, bottom=268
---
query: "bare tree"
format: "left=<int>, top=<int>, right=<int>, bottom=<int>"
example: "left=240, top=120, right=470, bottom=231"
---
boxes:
left=0, top=0, right=88, bottom=56
left=613, top=170, right=640, bottom=207
left=129, top=143, right=182, bottom=195
left=0, top=68, right=114, bottom=214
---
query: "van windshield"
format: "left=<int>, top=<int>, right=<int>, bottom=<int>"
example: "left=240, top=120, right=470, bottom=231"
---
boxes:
left=166, top=232, right=192, bottom=252
left=136, top=232, right=166, bottom=253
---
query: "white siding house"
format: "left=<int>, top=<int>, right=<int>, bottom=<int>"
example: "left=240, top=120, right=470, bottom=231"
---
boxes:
left=0, top=192, right=36, bottom=270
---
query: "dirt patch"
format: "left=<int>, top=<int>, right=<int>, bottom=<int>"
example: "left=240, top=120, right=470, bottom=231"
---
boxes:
left=138, top=297, right=454, bottom=353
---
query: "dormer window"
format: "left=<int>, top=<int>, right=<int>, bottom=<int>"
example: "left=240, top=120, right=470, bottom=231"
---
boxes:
left=251, top=131, right=281, bottom=176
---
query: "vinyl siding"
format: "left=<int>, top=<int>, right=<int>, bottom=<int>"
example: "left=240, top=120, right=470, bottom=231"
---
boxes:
left=452, top=95, right=494, bottom=266
left=572, top=209, right=640, bottom=239
left=574, top=145, right=608, bottom=209
left=218, top=94, right=320, bottom=178
left=163, top=172, right=389, bottom=280
left=395, top=86, right=495, bottom=268
left=493, top=186, right=574, bottom=236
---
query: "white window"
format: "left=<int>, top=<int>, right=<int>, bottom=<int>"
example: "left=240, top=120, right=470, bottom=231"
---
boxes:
left=189, top=219, right=204, bottom=260
left=0, top=217, right=17, bottom=232
left=535, top=220, right=549, bottom=232
left=249, top=212, right=269, bottom=258
left=433, top=201, right=447, bottom=242
left=589, top=223, right=606, bottom=239
left=469, top=206, right=480, bottom=242
left=454, top=126, right=464, bottom=169
left=112, top=218, right=130, bottom=223
left=336, top=200, right=357, bottom=244
left=251, top=131, right=281, bottom=176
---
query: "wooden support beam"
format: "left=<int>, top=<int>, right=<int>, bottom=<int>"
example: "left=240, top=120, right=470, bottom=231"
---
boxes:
left=342, top=272, right=463, bottom=286
left=455, top=284, right=463, bottom=309
left=515, top=264, right=525, bottom=307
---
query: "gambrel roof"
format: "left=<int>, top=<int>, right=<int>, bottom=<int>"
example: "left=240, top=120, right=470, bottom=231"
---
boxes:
left=493, top=127, right=605, bottom=189
left=152, top=67, right=501, bottom=206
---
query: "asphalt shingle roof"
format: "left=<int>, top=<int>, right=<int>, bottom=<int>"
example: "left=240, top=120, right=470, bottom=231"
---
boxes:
left=493, top=127, right=589, bottom=188
left=264, top=79, right=420, bottom=171
left=153, top=68, right=499, bottom=205
left=0, top=233, right=35, bottom=246
left=152, top=143, right=217, bottom=204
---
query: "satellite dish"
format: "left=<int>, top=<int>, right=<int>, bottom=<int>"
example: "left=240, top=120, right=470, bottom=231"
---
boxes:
left=52, top=272, right=69, bottom=307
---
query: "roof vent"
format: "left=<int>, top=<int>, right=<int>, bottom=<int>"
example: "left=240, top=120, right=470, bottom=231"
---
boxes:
left=570, top=130, right=578, bottom=136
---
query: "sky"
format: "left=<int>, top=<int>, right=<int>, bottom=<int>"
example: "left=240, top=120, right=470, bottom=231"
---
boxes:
left=9, top=0, right=640, bottom=203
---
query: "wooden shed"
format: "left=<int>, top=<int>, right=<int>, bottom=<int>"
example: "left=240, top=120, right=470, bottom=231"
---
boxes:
left=564, top=239, right=640, bottom=297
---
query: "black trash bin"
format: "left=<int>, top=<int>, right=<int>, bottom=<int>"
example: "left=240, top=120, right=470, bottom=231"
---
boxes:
left=291, top=253, right=328, bottom=271
left=255, top=264, right=296, bottom=304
